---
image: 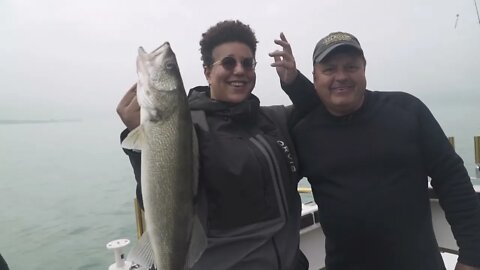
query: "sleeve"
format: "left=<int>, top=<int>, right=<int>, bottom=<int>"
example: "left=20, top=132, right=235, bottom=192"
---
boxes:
left=417, top=98, right=480, bottom=267
left=120, top=128, right=144, bottom=209
left=282, top=72, right=320, bottom=113
left=281, top=72, right=321, bottom=127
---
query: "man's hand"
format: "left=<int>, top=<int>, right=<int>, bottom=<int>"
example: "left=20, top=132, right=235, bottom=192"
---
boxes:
left=269, top=32, right=298, bottom=85
left=455, top=262, right=480, bottom=270
left=116, top=83, right=140, bottom=131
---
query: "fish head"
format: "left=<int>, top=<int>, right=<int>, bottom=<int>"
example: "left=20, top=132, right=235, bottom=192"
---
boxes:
left=136, top=42, right=185, bottom=121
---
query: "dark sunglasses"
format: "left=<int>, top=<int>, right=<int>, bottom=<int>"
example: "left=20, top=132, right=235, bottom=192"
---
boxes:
left=211, top=56, right=257, bottom=71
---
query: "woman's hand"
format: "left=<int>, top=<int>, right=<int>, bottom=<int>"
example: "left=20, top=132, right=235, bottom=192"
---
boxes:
left=116, top=83, right=140, bottom=131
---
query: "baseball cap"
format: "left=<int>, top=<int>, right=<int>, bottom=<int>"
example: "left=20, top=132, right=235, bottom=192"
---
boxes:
left=313, top=32, right=363, bottom=64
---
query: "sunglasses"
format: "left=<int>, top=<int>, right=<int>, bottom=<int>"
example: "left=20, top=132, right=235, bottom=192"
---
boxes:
left=211, top=56, right=257, bottom=71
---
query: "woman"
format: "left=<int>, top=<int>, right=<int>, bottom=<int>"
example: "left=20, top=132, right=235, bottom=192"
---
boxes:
left=117, top=20, right=311, bottom=270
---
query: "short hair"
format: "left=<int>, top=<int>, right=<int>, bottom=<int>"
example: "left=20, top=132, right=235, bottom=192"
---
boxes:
left=200, top=20, right=258, bottom=67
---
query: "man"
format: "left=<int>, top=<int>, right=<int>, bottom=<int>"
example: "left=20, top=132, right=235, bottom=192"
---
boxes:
left=270, top=32, right=480, bottom=269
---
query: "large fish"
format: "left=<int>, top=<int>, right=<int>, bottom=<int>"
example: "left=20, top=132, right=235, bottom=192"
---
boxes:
left=122, top=42, right=206, bottom=270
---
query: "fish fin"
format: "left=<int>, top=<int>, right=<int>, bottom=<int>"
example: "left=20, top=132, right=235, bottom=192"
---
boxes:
left=185, top=214, right=208, bottom=269
left=127, top=231, right=155, bottom=270
left=121, top=126, right=145, bottom=151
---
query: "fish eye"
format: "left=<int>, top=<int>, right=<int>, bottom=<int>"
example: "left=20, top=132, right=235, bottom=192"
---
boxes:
left=165, top=61, right=177, bottom=70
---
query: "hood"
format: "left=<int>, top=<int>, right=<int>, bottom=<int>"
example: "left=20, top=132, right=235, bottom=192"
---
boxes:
left=188, top=86, right=260, bottom=122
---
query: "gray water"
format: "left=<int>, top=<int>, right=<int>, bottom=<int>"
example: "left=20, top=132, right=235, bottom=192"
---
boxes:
left=0, top=119, right=137, bottom=269
left=0, top=100, right=479, bottom=270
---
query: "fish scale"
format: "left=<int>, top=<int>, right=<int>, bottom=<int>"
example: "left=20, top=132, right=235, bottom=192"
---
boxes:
left=122, top=42, right=206, bottom=270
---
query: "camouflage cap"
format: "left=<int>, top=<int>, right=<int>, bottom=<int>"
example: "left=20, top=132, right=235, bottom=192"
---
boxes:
left=313, top=32, right=363, bottom=64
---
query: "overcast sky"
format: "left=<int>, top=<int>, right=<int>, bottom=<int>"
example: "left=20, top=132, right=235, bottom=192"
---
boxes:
left=1, top=0, right=479, bottom=120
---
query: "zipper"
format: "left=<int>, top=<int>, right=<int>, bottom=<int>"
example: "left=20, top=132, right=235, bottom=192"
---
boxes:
left=254, top=135, right=289, bottom=216
left=249, top=134, right=289, bottom=269
left=249, top=135, right=289, bottom=218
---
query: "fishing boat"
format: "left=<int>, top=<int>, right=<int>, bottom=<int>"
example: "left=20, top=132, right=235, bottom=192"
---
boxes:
left=298, top=136, right=480, bottom=269
left=106, top=184, right=480, bottom=270
left=299, top=182, right=480, bottom=270
left=107, top=137, right=480, bottom=270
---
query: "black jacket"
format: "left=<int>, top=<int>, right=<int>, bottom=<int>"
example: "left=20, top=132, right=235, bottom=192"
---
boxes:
left=121, top=86, right=310, bottom=270
left=284, top=73, right=480, bottom=269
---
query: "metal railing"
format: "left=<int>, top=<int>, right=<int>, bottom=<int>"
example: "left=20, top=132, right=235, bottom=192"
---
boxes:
left=475, top=136, right=480, bottom=178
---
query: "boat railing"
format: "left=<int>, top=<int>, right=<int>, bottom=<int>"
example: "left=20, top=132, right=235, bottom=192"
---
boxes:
left=449, top=136, right=479, bottom=179
left=133, top=199, right=145, bottom=239
left=475, top=136, right=480, bottom=178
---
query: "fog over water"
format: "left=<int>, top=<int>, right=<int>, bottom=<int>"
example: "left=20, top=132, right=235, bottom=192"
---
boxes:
left=1, top=0, right=479, bottom=269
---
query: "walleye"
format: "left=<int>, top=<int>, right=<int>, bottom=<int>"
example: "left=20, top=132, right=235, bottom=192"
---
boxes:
left=122, top=42, right=206, bottom=270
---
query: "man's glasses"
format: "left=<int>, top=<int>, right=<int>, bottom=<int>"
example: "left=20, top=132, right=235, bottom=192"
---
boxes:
left=211, top=56, right=257, bottom=71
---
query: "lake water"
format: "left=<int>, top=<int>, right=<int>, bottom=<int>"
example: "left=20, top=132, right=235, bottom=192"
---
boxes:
left=0, top=119, right=137, bottom=269
left=1, top=100, right=479, bottom=269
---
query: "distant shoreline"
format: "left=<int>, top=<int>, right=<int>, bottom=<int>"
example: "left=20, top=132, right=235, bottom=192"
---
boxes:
left=0, top=119, right=82, bottom=125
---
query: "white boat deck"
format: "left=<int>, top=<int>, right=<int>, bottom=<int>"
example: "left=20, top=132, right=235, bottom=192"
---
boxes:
left=298, top=179, right=480, bottom=270
left=300, top=200, right=461, bottom=270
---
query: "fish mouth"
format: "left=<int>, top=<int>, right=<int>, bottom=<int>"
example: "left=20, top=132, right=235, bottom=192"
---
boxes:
left=138, top=42, right=173, bottom=58
left=153, top=42, right=171, bottom=52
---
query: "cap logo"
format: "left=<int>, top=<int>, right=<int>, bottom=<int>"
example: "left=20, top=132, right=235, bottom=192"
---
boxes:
left=323, top=33, right=354, bottom=46
left=313, top=32, right=361, bottom=63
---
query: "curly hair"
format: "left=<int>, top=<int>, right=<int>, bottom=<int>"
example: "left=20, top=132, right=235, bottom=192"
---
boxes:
left=200, top=20, right=258, bottom=67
